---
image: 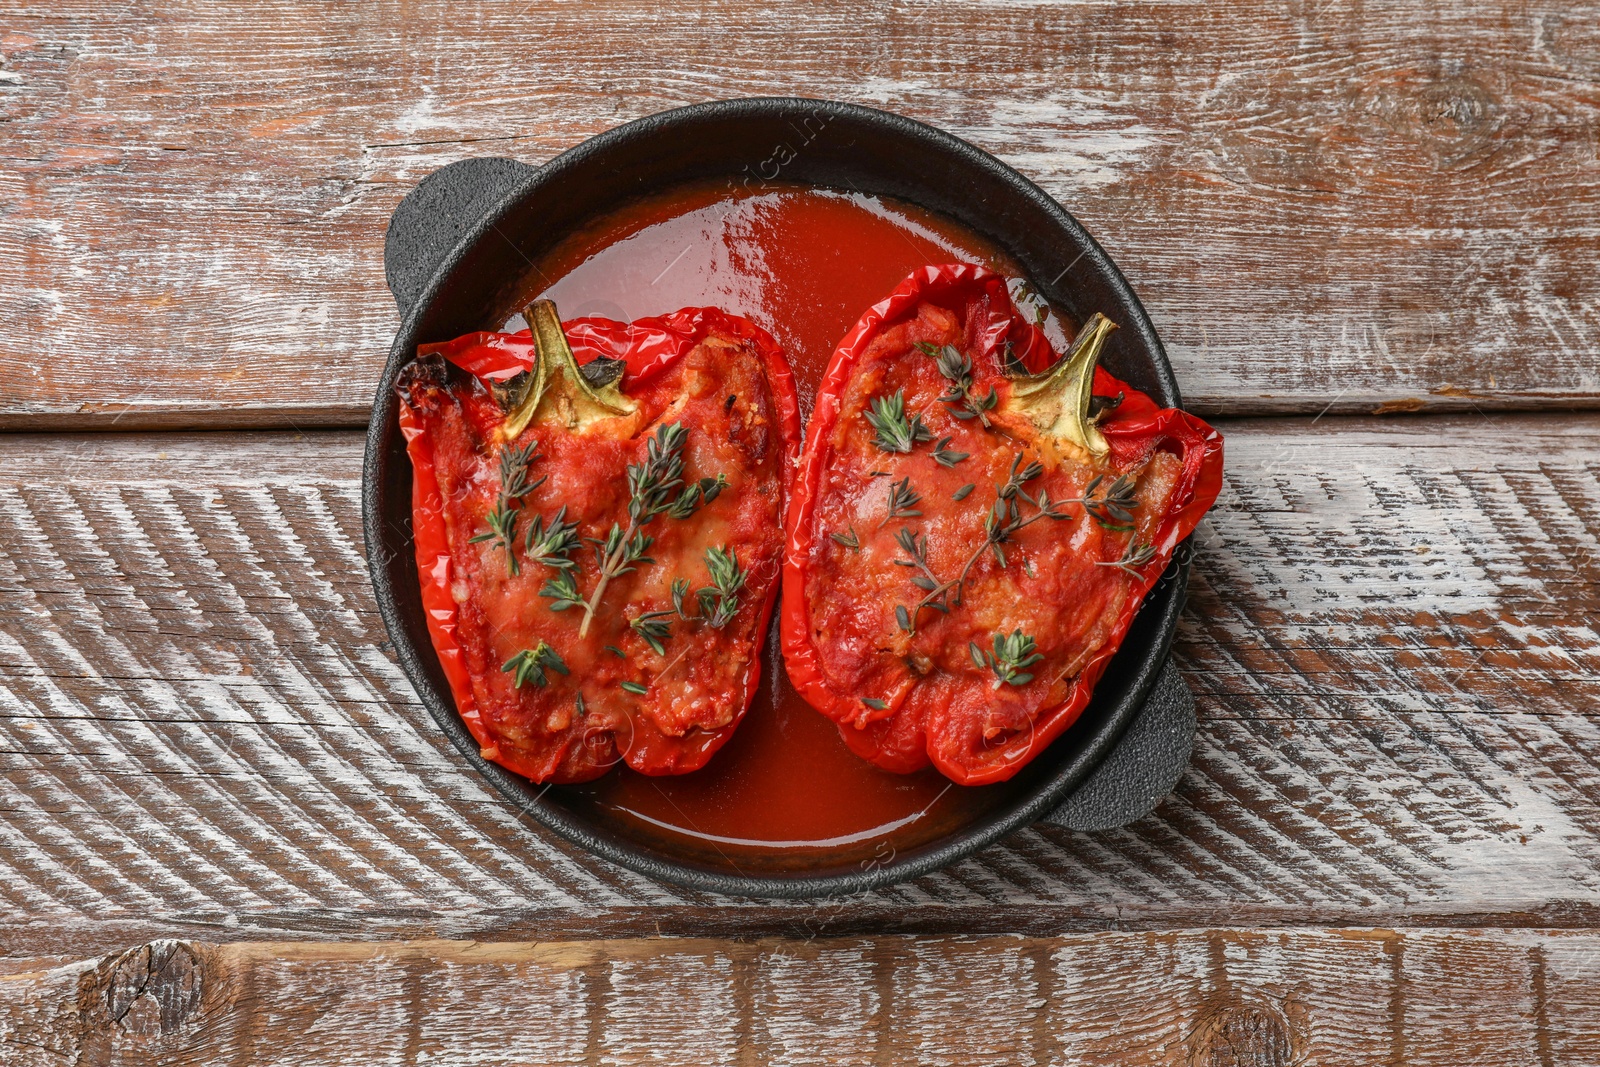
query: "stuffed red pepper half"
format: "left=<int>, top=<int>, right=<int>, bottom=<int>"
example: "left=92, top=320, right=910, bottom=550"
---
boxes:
left=782, top=265, right=1223, bottom=785
left=398, top=300, right=800, bottom=783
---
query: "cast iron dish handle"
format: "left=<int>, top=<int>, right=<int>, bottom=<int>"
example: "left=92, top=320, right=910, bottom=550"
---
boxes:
left=380, top=155, right=1197, bottom=832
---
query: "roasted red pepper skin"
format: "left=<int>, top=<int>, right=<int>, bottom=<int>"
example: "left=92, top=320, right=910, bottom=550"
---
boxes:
left=781, top=264, right=1224, bottom=785
left=400, top=307, right=800, bottom=782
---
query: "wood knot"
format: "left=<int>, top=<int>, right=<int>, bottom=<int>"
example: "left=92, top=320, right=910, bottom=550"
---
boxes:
left=1357, top=73, right=1499, bottom=167
left=95, top=940, right=204, bottom=1037
left=1186, top=995, right=1303, bottom=1067
left=1192, top=65, right=1504, bottom=190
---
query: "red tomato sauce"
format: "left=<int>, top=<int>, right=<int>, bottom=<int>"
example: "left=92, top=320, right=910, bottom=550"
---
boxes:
left=514, top=182, right=1030, bottom=860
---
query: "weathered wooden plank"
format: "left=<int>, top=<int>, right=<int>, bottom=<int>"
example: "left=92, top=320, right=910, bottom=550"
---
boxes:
left=2, top=1, right=1598, bottom=428
left=2, top=931, right=1598, bottom=1065
left=0, top=414, right=1593, bottom=951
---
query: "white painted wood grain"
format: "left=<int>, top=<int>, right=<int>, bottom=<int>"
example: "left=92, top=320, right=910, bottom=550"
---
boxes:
left=751, top=942, right=880, bottom=1066
left=1, top=1, right=1598, bottom=427
left=0, top=417, right=1592, bottom=949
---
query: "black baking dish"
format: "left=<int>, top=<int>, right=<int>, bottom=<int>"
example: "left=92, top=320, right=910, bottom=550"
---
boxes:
left=364, top=97, right=1197, bottom=898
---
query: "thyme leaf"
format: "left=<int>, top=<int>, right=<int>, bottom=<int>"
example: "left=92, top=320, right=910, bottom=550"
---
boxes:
left=630, top=422, right=691, bottom=523
left=671, top=577, right=694, bottom=620
left=629, top=609, right=676, bottom=656
left=697, top=545, right=748, bottom=629
left=893, top=527, right=951, bottom=611
left=893, top=454, right=1073, bottom=634
left=931, top=436, right=970, bottom=468
left=503, top=641, right=569, bottom=689
left=983, top=455, right=1073, bottom=566
left=523, top=506, right=581, bottom=569
left=917, top=342, right=998, bottom=427
left=539, top=568, right=584, bottom=612
left=1096, top=538, right=1157, bottom=578
left=1081, top=473, right=1140, bottom=531
left=865, top=390, right=935, bottom=454
left=498, top=441, right=545, bottom=501
left=468, top=504, right=520, bottom=565
left=619, top=680, right=648, bottom=695
left=469, top=441, right=545, bottom=574
left=577, top=422, right=716, bottom=638
left=861, top=697, right=888, bottom=710
left=952, top=483, right=975, bottom=501
left=831, top=526, right=862, bottom=553
left=590, top=523, right=655, bottom=576
left=971, top=628, right=1043, bottom=689
left=883, top=476, right=923, bottom=526
left=667, top=474, right=727, bottom=520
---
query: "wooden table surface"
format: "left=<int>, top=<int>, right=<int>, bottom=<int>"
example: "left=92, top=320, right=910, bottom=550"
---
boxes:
left=2, top=1, right=1598, bottom=1063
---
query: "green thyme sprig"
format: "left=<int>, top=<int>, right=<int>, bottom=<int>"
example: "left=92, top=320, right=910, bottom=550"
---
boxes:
left=970, top=629, right=1043, bottom=689
left=917, top=342, right=998, bottom=427
left=629, top=610, right=676, bottom=655
left=889, top=458, right=1147, bottom=633
left=889, top=455, right=1092, bottom=634
left=629, top=422, right=694, bottom=522
left=540, top=569, right=584, bottom=612
left=472, top=505, right=520, bottom=568
left=931, top=436, right=969, bottom=468
left=892, top=527, right=951, bottom=632
left=882, top=476, right=922, bottom=527
left=668, top=474, right=728, bottom=519
left=831, top=526, right=861, bottom=553
left=1081, top=473, right=1140, bottom=532
left=1097, top=538, right=1157, bottom=578
left=573, top=422, right=719, bottom=638
left=628, top=545, right=748, bottom=657
left=469, top=442, right=545, bottom=574
left=865, top=390, right=935, bottom=454
left=502, top=641, right=568, bottom=689
left=670, top=577, right=693, bottom=619
left=983, top=455, right=1074, bottom=569
left=696, top=545, right=748, bottom=629
left=523, top=507, right=581, bottom=569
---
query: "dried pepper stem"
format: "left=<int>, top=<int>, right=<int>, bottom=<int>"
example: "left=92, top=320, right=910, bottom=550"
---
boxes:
left=1007, top=313, right=1118, bottom=459
left=499, top=299, right=638, bottom=442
